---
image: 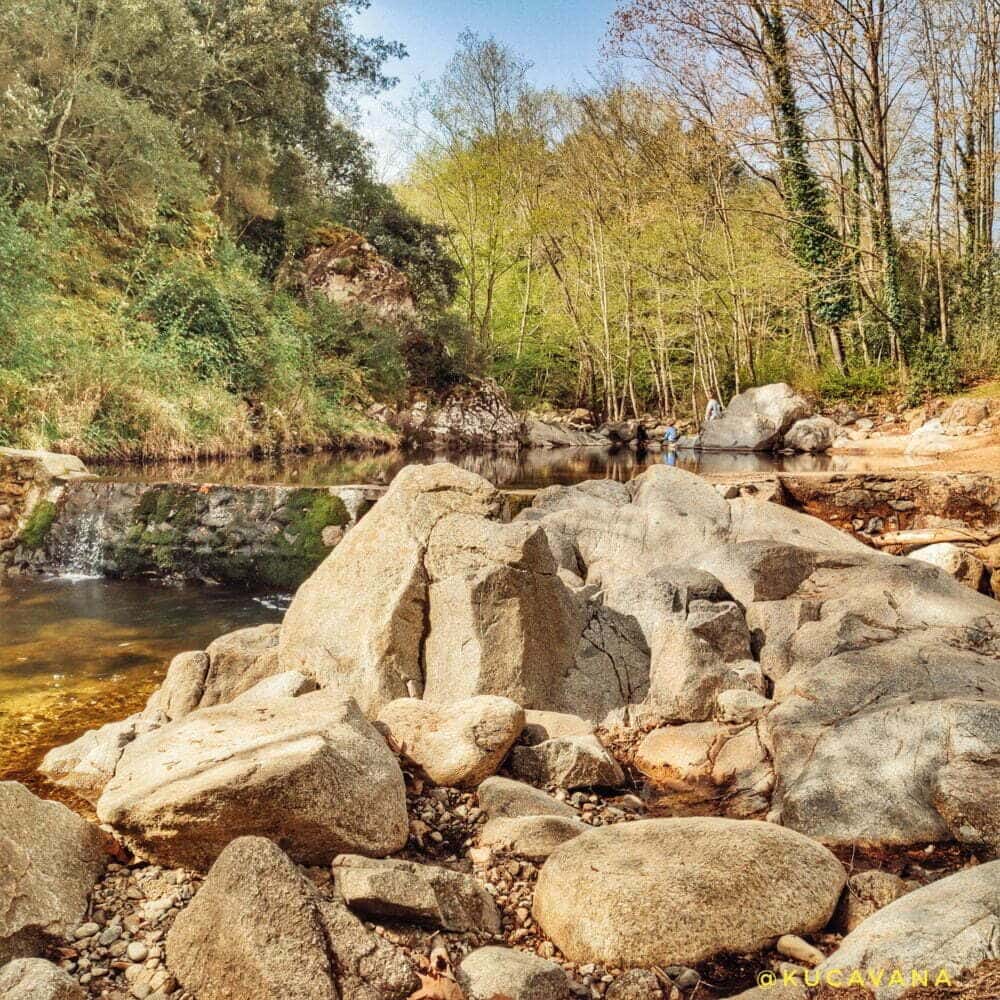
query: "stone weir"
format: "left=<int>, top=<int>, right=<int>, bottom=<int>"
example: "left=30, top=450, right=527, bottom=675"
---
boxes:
left=1, top=449, right=386, bottom=590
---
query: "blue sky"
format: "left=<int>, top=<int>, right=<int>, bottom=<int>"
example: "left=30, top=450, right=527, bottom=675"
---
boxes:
left=352, top=0, right=622, bottom=175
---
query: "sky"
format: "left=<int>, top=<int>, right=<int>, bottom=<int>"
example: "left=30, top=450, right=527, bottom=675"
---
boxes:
left=351, top=0, right=623, bottom=177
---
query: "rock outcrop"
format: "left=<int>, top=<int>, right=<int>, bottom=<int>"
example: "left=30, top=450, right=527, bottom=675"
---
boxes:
left=96, top=691, right=408, bottom=870
left=298, top=225, right=416, bottom=320
left=0, top=783, right=106, bottom=965
left=394, top=378, right=524, bottom=448
left=532, top=818, right=845, bottom=967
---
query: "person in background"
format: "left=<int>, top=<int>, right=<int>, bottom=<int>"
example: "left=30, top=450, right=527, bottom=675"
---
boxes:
left=705, top=395, right=723, bottom=422
left=662, top=420, right=679, bottom=447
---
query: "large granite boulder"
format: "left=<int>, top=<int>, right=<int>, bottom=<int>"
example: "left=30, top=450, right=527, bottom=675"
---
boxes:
left=376, top=695, right=524, bottom=787
left=699, top=384, right=811, bottom=452
left=97, top=691, right=408, bottom=870
left=278, top=464, right=504, bottom=714
left=166, top=836, right=416, bottom=1000
left=532, top=818, right=845, bottom=967
left=0, top=783, right=106, bottom=965
left=421, top=514, right=581, bottom=708
left=0, top=959, right=85, bottom=1000
left=40, top=626, right=285, bottom=805
left=38, top=714, right=161, bottom=805
left=818, top=862, right=1000, bottom=999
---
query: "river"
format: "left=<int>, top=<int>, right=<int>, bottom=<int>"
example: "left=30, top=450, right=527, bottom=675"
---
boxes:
left=0, top=443, right=933, bottom=792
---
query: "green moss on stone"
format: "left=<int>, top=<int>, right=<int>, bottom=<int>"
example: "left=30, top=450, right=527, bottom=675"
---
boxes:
left=20, top=499, right=57, bottom=549
left=135, top=487, right=198, bottom=528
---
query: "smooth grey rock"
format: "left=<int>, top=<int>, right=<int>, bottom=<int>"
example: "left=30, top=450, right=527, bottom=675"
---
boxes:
left=818, top=862, right=1000, bottom=999
left=476, top=777, right=578, bottom=820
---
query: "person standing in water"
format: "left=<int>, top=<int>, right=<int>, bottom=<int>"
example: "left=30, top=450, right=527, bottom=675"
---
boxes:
left=705, top=395, right=723, bottom=421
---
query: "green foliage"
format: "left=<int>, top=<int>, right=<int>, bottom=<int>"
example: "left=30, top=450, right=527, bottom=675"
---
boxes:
left=906, top=339, right=962, bottom=405
left=20, top=500, right=57, bottom=549
left=815, top=364, right=894, bottom=403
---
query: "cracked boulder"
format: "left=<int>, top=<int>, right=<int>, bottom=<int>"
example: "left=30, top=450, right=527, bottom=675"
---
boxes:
left=279, top=463, right=503, bottom=714
left=421, top=514, right=581, bottom=708
left=97, top=690, right=408, bottom=870
left=0, top=783, right=106, bottom=965
left=166, top=836, right=416, bottom=1000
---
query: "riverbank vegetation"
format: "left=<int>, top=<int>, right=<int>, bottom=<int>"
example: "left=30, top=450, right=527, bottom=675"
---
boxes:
left=400, top=4, right=1000, bottom=419
left=0, top=0, right=461, bottom=460
left=3, top=1, right=999, bottom=457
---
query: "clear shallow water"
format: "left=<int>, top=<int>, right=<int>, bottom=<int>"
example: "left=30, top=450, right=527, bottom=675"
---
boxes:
left=0, top=576, right=285, bottom=796
left=91, top=444, right=919, bottom=490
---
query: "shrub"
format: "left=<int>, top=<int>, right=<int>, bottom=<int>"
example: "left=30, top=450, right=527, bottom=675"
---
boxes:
left=906, top=338, right=961, bottom=405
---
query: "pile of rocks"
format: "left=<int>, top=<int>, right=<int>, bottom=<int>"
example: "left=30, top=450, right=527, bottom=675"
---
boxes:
left=7, top=460, right=1000, bottom=998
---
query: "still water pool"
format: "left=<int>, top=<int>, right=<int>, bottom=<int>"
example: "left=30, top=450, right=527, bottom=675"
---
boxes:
left=0, top=575, right=285, bottom=795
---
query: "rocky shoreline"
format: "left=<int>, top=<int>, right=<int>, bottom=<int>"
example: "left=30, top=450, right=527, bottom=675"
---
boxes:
left=5, top=459, right=1000, bottom=1000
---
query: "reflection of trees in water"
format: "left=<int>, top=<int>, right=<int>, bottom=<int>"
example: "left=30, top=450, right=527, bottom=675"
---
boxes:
left=92, top=445, right=849, bottom=491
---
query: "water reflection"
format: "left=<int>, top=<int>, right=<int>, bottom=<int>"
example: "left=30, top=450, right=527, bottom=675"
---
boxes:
left=0, top=576, right=284, bottom=794
left=90, top=445, right=900, bottom=491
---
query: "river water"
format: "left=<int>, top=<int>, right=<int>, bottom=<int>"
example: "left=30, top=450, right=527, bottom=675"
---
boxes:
left=1, top=443, right=928, bottom=791
left=90, top=444, right=886, bottom=490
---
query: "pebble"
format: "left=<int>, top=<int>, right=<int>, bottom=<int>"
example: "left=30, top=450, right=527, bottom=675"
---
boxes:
left=776, top=933, right=825, bottom=966
left=127, top=942, right=150, bottom=962
left=74, top=922, right=100, bottom=940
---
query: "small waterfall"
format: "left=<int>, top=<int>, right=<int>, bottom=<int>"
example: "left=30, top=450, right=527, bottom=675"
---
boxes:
left=51, top=505, right=107, bottom=580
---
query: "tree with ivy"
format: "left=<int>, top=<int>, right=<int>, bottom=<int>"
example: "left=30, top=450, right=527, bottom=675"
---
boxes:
left=755, top=1, right=852, bottom=371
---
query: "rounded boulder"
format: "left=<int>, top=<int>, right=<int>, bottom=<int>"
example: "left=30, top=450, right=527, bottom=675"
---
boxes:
left=532, top=817, right=845, bottom=967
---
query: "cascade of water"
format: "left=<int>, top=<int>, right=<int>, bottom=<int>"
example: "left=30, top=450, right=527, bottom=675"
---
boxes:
left=51, top=506, right=107, bottom=580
